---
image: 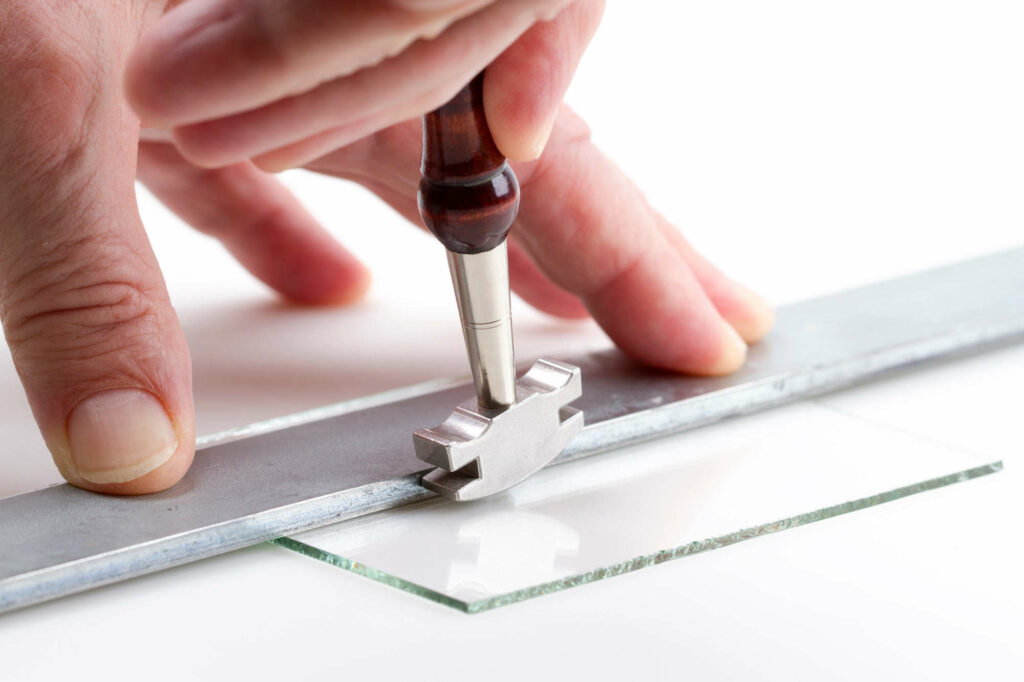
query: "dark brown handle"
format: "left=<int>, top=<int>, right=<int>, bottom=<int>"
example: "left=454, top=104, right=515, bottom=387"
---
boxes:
left=417, top=73, right=520, bottom=254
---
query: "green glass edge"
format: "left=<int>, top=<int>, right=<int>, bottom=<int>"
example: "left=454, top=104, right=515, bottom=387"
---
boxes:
left=271, top=536, right=473, bottom=613
left=272, top=461, right=1002, bottom=615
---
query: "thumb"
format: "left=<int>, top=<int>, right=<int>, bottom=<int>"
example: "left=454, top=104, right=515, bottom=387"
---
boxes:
left=483, top=0, right=604, bottom=161
left=0, top=8, right=194, bottom=494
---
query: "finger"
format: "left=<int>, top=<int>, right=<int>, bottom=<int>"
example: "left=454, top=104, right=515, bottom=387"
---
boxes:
left=506, top=236, right=590, bottom=318
left=653, top=215, right=774, bottom=343
left=253, top=0, right=603, bottom=172
left=249, top=93, right=442, bottom=173
left=137, top=142, right=370, bottom=305
left=483, top=0, right=604, bottom=161
left=127, top=0, right=567, bottom=131
left=147, top=0, right=572, bottom=169
left=126, top=0, right=485, bottom=127
left=0, top=9, right=194, bottom=493
left=509, top=111, right=750, bottom=373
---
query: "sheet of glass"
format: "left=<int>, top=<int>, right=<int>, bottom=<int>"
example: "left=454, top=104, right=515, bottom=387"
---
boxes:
left=279, top=402, right=1000, bottom=613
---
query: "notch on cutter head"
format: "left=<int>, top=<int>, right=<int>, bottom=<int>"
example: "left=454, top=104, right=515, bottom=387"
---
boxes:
left=413, top=359, right=584, bottom=501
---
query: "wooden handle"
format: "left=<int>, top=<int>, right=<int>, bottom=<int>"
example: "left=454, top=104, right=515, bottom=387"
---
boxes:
left=417, top=73, right=520, bottom=254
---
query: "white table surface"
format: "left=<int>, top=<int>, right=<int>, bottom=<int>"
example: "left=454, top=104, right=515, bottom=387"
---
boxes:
left=1, top=3, right=1022, bottom=679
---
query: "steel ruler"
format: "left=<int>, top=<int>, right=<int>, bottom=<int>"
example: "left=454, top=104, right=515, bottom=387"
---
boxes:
left=2, top=248, right=1023, bottom=613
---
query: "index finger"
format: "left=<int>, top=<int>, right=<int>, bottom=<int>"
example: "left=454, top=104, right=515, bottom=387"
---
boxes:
left=310, top=108, right=772, bottom=375
left=125, top=0, right=568, bottom=128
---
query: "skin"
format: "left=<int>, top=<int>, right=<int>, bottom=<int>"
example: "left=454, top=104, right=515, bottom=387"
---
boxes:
left=0, top=0, right=773, bottom=495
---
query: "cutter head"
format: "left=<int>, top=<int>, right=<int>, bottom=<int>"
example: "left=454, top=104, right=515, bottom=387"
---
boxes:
left=413, top=358, right=584, bottom=501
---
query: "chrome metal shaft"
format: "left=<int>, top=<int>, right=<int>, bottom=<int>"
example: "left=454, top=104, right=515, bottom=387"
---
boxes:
left=446, top=243, right=516, bottom=409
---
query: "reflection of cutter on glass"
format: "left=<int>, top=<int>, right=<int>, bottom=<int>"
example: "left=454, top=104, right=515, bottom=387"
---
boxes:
left=1, top=248, right=1023, bottom=613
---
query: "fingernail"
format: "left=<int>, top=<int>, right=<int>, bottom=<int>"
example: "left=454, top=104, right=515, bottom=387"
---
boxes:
left=68, top=389, right=178, bottom=485
left=513, top=115, right=557, bottom=162
left=733, top=284, right=776, bottom=343
left=708, top=323, right=749, bottom=375
left=491, top=110, right=557, bottom=162
left=520, top=126, right=553, bottom=161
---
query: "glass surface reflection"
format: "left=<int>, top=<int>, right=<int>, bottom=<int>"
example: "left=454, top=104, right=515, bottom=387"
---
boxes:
left=279, top=402, right=999, bottom=612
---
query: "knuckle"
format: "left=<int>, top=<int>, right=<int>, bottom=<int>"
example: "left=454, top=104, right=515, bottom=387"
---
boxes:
left=247, top=1, right=297, bottom=74
left=0, top=6, right=105, bottom=126
left=1, top=238, right=163, bottom=371
left=0, top=7, right=110, bottom=204
left=5, top=66, right=97, bottom=181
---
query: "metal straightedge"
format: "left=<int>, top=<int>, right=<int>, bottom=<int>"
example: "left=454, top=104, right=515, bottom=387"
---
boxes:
left=2, top=248, right=1024, bottom=613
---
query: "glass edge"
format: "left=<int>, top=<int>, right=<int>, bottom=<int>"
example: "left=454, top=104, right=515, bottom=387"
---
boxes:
left=270, top=536, right=470, bottom=613
left=463, top=460, right=1003, bottom=613
left=273, top=461, right=1003, bottom=615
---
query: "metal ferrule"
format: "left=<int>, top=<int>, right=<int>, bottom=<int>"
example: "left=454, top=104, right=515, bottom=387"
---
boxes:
left=446, top=243, right=516, bottom=410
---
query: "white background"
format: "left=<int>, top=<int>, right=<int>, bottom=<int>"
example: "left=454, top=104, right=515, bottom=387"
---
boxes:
left=1, top=1, right=1022, bottom=679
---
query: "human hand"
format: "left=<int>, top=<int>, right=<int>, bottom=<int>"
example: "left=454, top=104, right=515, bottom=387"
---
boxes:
left=126, top=0, right=772, bottom=370
left=0, top=0, right=370, bottom=495
left=0, top=1, right=771, bottom=498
